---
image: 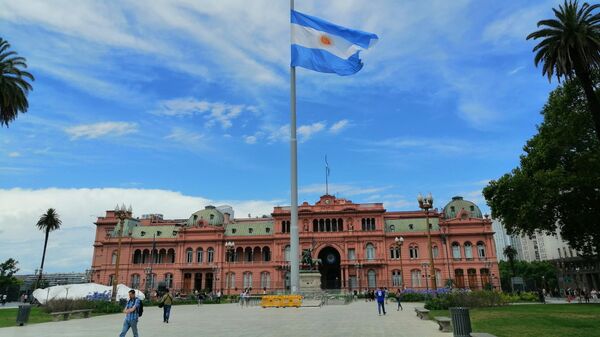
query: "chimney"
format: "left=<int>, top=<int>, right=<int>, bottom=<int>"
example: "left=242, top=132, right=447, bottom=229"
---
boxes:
left=223, top=212, right=231, bottom=224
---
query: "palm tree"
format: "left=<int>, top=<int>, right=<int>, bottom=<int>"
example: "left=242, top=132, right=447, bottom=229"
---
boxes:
left=503, top=245, right=518, bottom=278
left=35, top=208, right=61, bottom=288
left=527, top=1, right=600, bottom=142
left=0, top=37, right=35, bottom=127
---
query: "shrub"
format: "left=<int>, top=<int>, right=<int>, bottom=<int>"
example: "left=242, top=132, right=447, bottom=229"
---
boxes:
left=43, top=299, right=94, bottom=313
left=424, top=290, right=509, bottom=310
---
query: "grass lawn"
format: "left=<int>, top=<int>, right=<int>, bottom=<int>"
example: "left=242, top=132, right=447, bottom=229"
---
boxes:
left=429, top=304, right=600, bottom=337
left=0, top=307, right=53, bottom=328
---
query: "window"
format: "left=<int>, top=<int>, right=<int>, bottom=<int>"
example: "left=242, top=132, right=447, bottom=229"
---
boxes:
left=391, top=270, right=402, bottom=287
left=432, top=246, right=439, bottom=258
left=196, top=248, right=203, bottom=263
left=156, top=231, right=162, bottom=236
left=389, top=224, right=395, bottom=231
left=284, top=245, right=291, bottom=262
left=455, top=269, right=465, bottom=288
left=164, top=273, right=173, bottom=288
left=411, top=269, right=421, bottom=287
left=232, top=228, right=237, bottom=234
left=245, top=248, right=253, bottom=262
left=226, top=272, right=235, bottom=289
left=282, top=221, right=290, bottom=233
left=470, top=205, right=475, bottom=212
left=248, top=228, right=253, bottom=234
left=133, top=250, right=141, bottom=264
left=452, top=242, right=461, bottom=259
left=130, top=274, right=140, bottom=288
left=111, top=250, right=117, bottom=264
left=186, top=248, right=193, bottom=263
left=266, top=227, right=270, bottom=233
left=243, top=272, right=253, bottom=288
left=262, top=247, right=271, bottom=262
left=108, top=274, right=115, bottom=286
left=366, top=243, right=375, bottom=260
left=408, top=224, right=414, bottom=230
left=207, top=247, right=214, bottom=263
left=140, top=231, right=146, bottom=237
left=464, top=242, right=473, bottom=259
left=260, top=272, right=270, bottom=289
left=435, top=269, right=441, bottom=288
left=210, top=214, right=215, bottom=220
left=362, top=218, right=376, bottom=231
left=367, top=269, right=377, bottom=288
left=348, top=248, right=356, bottom=260
left=390, top=246, right=400, bottom=259
left=477, top=242, right=486, bottom=258
left=409, top=245, right=419, bottom=259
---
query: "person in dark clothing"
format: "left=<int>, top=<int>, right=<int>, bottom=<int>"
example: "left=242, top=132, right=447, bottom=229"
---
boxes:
left=375, top=287, right=386, bottom=316
left=160, top=288, right=173, bottom=323
left=395, top=288, right=403, bottom=311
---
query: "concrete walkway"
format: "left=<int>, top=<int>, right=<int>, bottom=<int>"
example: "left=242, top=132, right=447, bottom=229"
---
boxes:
left=2, top=301, right=446, bottom=337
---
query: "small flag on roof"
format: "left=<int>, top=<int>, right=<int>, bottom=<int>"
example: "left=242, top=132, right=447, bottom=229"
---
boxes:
left=291, top=10, right=378, bottom=76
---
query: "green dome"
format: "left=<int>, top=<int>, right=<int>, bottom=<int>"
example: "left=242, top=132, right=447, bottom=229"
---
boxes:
left=189, top=206, right=224, bottom=226
left=443, top=196, right=483, bottom=219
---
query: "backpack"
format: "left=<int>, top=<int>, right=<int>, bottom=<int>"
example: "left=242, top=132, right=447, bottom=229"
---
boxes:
left=137, top=299, right=144, bottom=317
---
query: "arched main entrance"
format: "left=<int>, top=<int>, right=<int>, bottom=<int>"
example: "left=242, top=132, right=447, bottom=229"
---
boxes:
left=318, top=246, right=341, bottom=289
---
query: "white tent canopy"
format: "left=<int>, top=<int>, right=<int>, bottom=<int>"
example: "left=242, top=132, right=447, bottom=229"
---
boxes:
left=32, top=283, right=145, bottom=304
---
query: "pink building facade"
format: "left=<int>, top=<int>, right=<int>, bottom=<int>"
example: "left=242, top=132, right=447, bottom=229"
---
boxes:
left=90, top=195, right=500, bottom=294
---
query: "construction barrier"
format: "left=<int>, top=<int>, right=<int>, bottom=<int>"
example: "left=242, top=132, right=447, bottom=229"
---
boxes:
left=261, top=295, right=302, bottom=308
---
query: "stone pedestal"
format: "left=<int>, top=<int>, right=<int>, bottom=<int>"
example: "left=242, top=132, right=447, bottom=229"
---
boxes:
left=299, top=271, right=322, bottom=292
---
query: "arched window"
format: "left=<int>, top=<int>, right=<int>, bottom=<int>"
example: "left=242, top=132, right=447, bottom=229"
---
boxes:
left=319, top=219, right=325, bottom=232
left=391, top=270, right=402, bottom=287
left=477, top=242, right=486, bottom=258
left=455, top=269, right=465, bottom=288
left=226, top=272, right=235, bottom=289
left=111, top=250, right=117, bottom=264
left=262, top=247, right=271, bottom=262
left=243, top=272, right=253, bottom=288
left=332, top=218, right=337, bottom=232
left=130, top=274, right=140, bottom=288
left=133, top=250, right=141, bottom=264
left=464, top=242, right=473, bottom=260
left=452, top=242, right=461, bottom=259
left=367, top=269, right=377, bottom=288
left=167, top=248, right=175, bottom=263
left=245, top=247, right=253, bottom=262
left=338, top=218, right=343, bottom=231
left=313, top=219, right=318, bottom=232
left=411, top=269, right=421, bottom=287
left=158, top=249, right=166, bottom=263
left=435, top=269, right=442, bottom=288
left=164, top=273, right=173, bottom=288
left=196, top=248, right=204, bottom=263
left=207, top=247, right=214, bottom=263
left=235, top=247, right=243, bottom=262
left=432, top=245, right=439, bottom=258
left=326, top=218, right=331, bottom=232
left=467, top=268, right=477, bottom=289
left=409, top=245, right=419, bottom=259
left=260, top=272, right=270, bottom=289
left=186, top=248, right=193, bottom=263
left=389, top=246, right=400, bottom=259
left=152, top=249, right=159, bottom=263
left=284, top=245, right=291, bottom=262
left=366, top=243, right=375, bottom=260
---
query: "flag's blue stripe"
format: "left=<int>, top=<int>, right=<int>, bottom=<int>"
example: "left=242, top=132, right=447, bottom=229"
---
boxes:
left=291, top=10, right=378, bottom=49
left=291, top=44, right=363, bottom=76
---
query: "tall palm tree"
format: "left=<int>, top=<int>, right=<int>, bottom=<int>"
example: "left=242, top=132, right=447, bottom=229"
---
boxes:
left=527, top=1, right=600, bottom=142
left=0, top=37, right=35, bottom=127
left=35, top=208, right=61, bottom=288
left=503, top=245, right=518, bottom=277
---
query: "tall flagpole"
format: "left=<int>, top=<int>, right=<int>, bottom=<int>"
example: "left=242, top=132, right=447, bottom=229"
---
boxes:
left=289, top=0, right=300, bottom=294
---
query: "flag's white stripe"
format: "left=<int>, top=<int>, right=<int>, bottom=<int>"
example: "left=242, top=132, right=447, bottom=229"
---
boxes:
left=291, top=23, right=360, bottom=60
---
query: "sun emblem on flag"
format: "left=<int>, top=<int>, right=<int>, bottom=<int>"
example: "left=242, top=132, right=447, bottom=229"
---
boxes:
left=319, top=34, right=333, bottom=47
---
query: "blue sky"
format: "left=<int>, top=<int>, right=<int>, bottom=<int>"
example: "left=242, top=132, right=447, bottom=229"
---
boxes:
left=0, top=0, right=560, bottom=273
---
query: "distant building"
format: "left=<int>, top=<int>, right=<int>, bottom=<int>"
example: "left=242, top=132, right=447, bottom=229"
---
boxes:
left=17, top=272, right=88, bottom=292
left=492, top=220, right=512, bottom=261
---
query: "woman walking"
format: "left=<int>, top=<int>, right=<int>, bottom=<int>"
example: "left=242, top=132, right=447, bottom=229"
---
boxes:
left=160, top=289, right=173, bottom=323
left=395, top=288, right=403, bottom=311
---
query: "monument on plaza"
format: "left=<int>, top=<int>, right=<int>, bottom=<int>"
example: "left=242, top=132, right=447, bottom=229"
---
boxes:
left=299, top=248, right=322, bottom=292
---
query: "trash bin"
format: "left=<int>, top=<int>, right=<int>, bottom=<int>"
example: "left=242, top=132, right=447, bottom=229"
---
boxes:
left=16, top=304, right=32, bottom=326
left=450, top=307, right=472, bottom=337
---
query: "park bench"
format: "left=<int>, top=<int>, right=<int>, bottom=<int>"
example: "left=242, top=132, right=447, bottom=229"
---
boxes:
left=414, top=307, right=430, bottom=320
left=434, top=316, right=452, bottom=332
left=470, top=333, right=498, bottom=337
left=50, top=309, right=93, bottom=321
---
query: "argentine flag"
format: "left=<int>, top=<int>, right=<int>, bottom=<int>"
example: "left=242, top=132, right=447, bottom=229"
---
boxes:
left=291, top=10, right=378, bottom=76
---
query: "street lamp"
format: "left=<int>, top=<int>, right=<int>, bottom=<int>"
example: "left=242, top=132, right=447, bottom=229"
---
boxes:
left=112, top=203, right=131, bottom=302
left=394, top=237, right=405, bottom=288
left=144, top=267, right=152, bottom=298
left=417, top=193, right=437, bottom=291
left=225, top=241, right=235, bottom=295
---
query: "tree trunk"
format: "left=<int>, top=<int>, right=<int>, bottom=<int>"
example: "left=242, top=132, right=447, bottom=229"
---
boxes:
left=36, top=227, right=50, bottom=288
left=573, top=57, right=600, bottom=144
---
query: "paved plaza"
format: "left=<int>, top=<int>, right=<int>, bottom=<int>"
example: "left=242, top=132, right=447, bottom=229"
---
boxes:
left=2, top=301, right=447, bottom=337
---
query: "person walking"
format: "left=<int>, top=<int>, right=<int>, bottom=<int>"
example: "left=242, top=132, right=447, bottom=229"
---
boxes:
left=375, top=286, right=386, bottom=316
left=216, top=289, right=222, bottom=304
left=119, top=290, right=141, bottom=337
left=160, top=288, right=173, bottom=323
left=395, top=288, right=403, bottom=311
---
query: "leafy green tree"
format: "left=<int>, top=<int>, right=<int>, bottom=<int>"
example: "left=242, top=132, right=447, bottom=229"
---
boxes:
left=527, top=1, right=600, bottom=142
left=0, top=258, right=21, bottom=301
left=483, top=76, right=600, bottom=256
left=35, top=208, right=62, bottom=288
left=503, top=245, right=518, bottom=277
left=498, top=260, right=558, bottom=292
left=0, top=37, right=34, bottom=127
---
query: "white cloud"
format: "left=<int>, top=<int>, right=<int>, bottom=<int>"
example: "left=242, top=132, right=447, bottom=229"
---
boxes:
left=329, top=119, right=350, bottom=134
left=297, top=122, right=326, bottom=141
left=0, top=188, right=279, bottom=273
left=155, top=98, right=248, bottom=129
left=64, top=122, right=138, bottom=140
left=299, top=183, right=391, bottom=197
left=508, top=66, right=525, bottom=76
left=482, top=4, right=552, bottom=44
left=8, top=152, right=21, bottom=158
left=244, top=135, right=257, bottom=144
